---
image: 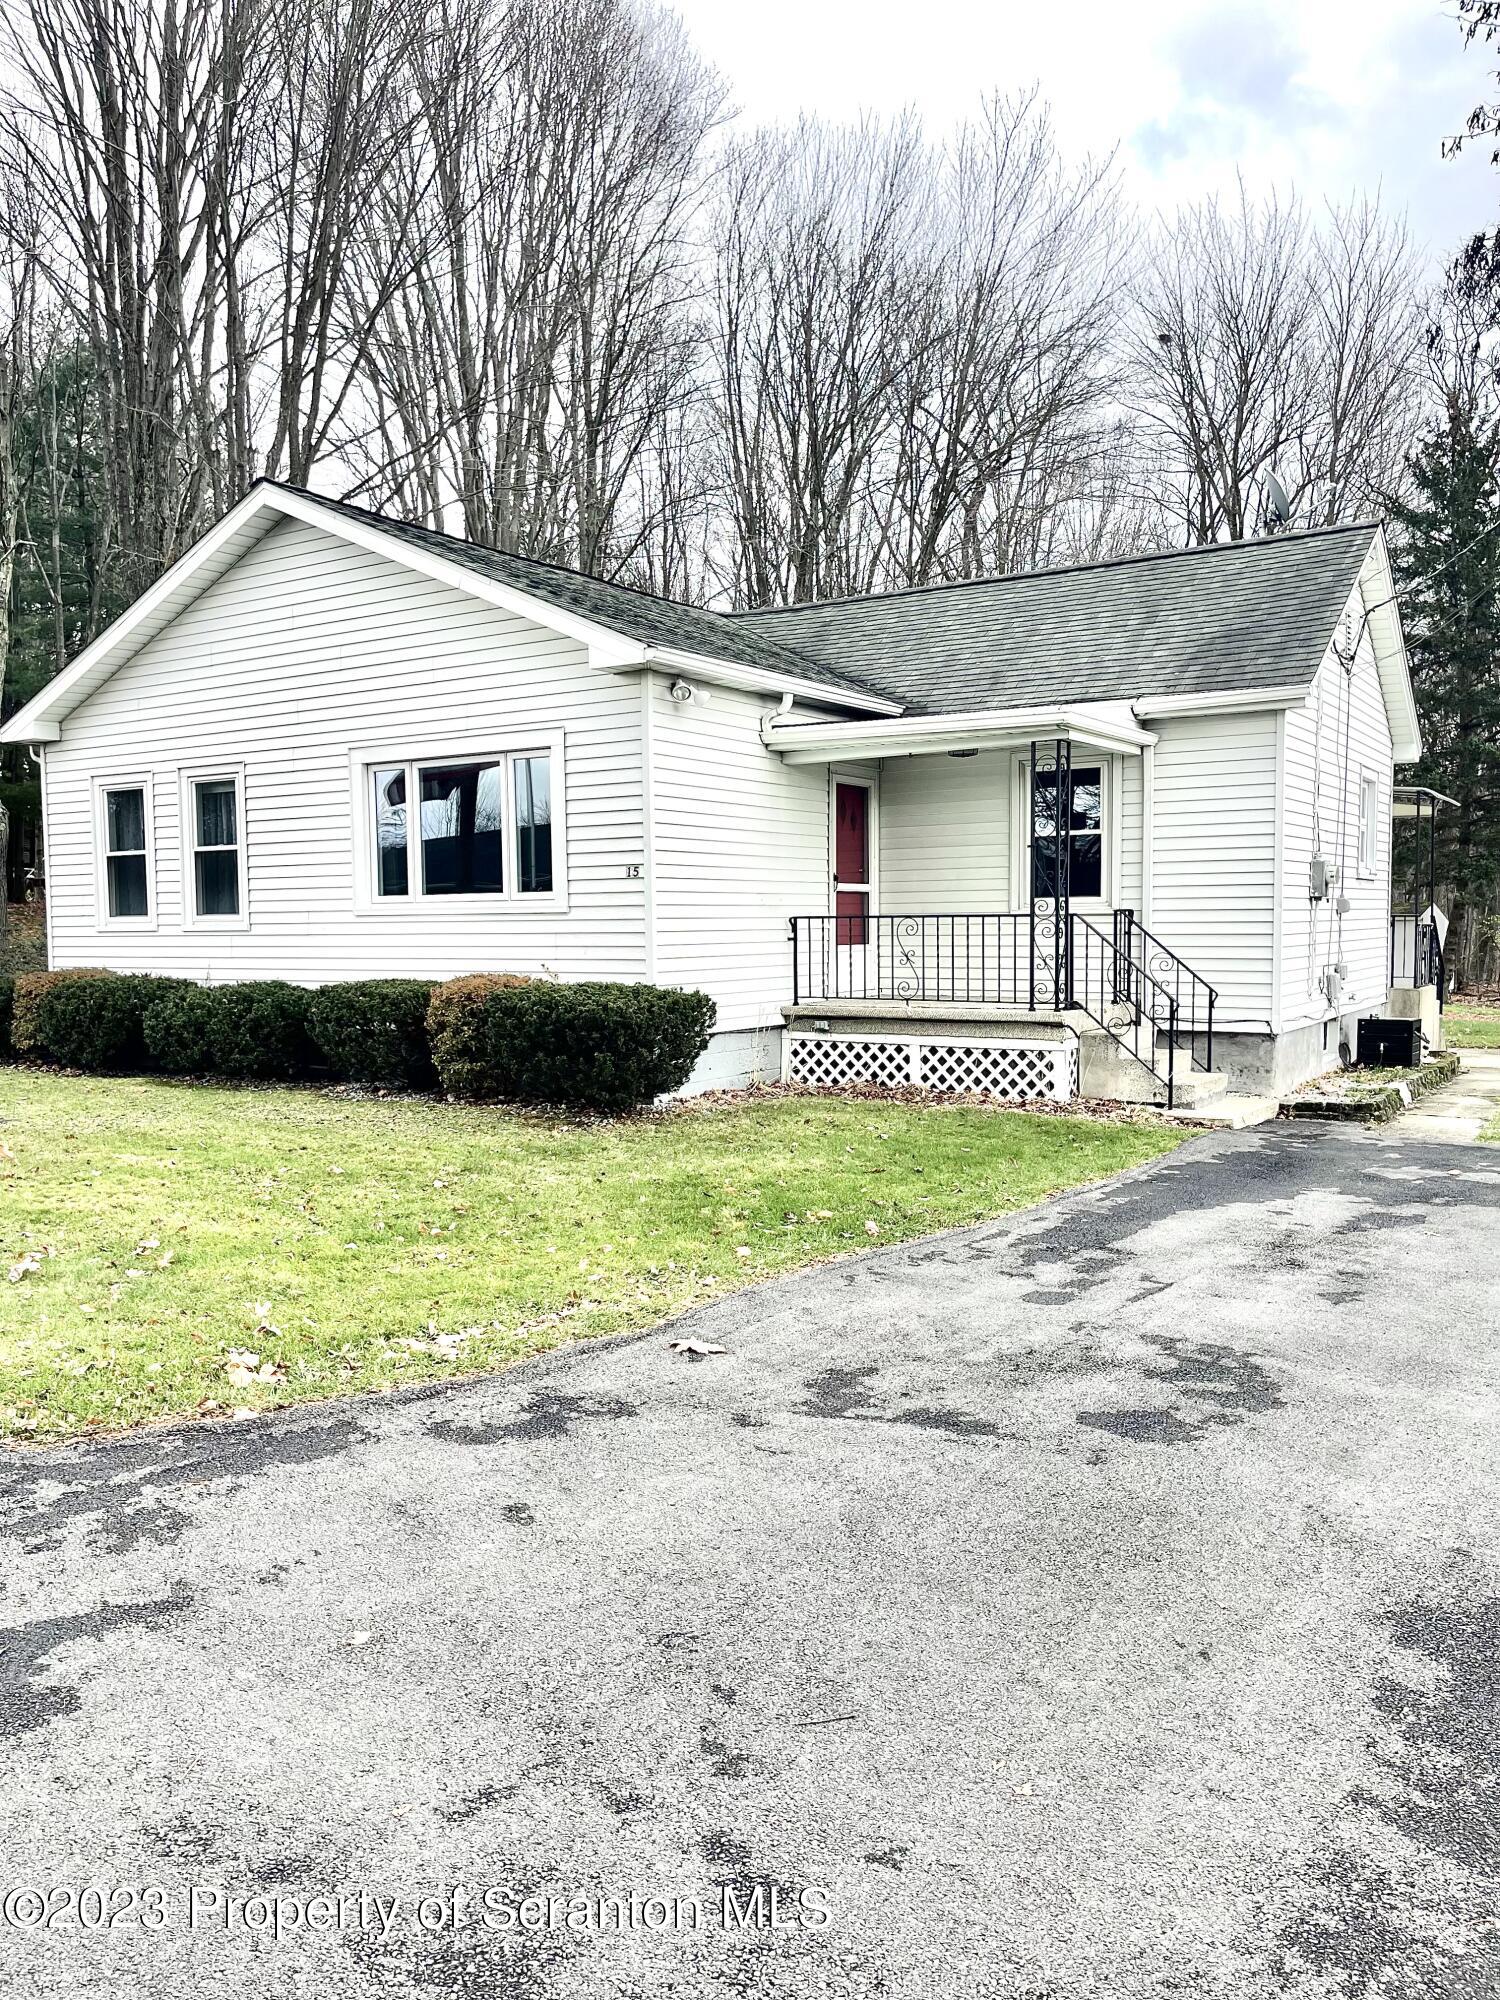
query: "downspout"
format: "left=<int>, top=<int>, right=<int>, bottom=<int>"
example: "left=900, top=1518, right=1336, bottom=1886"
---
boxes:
left=640, top=672, right=657, bottom=983
left=1140, top=741, right=1154, bottom=928
left=759, top=690, right=794, bottom=747
left=33, top=745, right=54, bottom=972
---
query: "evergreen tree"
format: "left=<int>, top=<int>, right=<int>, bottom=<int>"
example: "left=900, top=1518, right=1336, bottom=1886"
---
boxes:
left=1388, top=391, right=1500, bottom=986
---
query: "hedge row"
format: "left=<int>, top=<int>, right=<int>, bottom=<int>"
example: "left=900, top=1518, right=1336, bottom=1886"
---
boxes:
left=0, top=970, right=714, bottom=1110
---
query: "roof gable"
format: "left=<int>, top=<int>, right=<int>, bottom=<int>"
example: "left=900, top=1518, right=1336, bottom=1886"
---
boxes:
left=1, top=483, right=896, bottom=743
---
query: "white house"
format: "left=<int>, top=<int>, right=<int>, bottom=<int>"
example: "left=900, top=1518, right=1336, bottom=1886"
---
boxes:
left=1, top=481, right=1426, bottom=1108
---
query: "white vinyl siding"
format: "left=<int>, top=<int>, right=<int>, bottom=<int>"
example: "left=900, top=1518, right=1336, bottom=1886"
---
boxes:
left=648, top=677, right=855, bottom=1032
left=1279, top=607, right=1393, bottom=1029
left=879, top=750, right=1138, bottom=917
left=878, top=751, right=1010, bottom=911
left=1149, top=711, right=1279, bottom=1030
left=42, top=516, right=648, bottom=984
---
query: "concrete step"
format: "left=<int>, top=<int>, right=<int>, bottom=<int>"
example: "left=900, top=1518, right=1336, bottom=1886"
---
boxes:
left=1078, top=1022, right=1228, bottom=1109
left=1165, top=1069, right=1229, bottom=1109
left=1161, top=1092, right=1280, bottom=1130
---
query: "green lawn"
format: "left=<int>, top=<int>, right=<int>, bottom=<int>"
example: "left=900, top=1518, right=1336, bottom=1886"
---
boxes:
left=1445, top=1000, right=1500, bottom=1050
left=0, top=1073, right=1184, bottom=1440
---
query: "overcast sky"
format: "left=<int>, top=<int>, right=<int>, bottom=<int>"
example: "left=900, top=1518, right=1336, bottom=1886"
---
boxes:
left=671, top=0, right=1496, bottom=273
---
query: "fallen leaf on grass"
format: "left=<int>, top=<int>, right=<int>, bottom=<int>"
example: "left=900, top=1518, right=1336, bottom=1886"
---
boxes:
left=224, top=1349, right=287, bottom=1388
left=399, top=1326, right=475, bottom=1362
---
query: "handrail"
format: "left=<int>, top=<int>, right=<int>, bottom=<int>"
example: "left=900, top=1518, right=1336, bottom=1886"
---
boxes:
left=1110, top=908, right=1216, bottom=1079
left=1071, top=913, right=1183, bottom=1105
left=788, top=910, right=1217, bottom=1107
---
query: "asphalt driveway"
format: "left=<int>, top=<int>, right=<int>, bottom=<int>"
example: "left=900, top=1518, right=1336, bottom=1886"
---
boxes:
left=3, top=1121, right=1499, bottom=2000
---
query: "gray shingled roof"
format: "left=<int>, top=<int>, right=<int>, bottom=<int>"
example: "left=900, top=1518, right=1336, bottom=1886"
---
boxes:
left=277, top=483, right=881, bottom=703
left=285, top=484, right=1379, bottom=719
left=727, top=524, right=1379, bottom=714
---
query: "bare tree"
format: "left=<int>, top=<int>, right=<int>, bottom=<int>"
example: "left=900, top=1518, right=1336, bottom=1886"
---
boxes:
left=340, top=0, right=723, bottom=582
left=0, top=162, right=47, bottom=942
left=1128, top=181, right=1423, bottom=544
left=874, top=94, right=1126, bottom=586
left=709, top=115, right=923, bottom=604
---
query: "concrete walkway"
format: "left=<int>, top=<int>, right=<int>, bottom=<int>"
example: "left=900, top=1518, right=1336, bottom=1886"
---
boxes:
left=1394, top=1044, right=1500, bottom=1143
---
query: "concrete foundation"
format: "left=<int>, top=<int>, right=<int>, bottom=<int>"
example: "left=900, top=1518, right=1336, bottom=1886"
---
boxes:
left=676, top=1025, right=784, bottom=1097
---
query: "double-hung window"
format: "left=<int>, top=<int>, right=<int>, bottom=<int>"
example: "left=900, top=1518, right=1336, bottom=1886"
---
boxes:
left=98, top=780, right=153, bottom=924
left=1030, top=763, right=1106, bottom=902
left=1357, top=772, right=1380, bottom=878
left=183, top=770, right=247, bottom=923
left=362, top=745, right=560, bottom=905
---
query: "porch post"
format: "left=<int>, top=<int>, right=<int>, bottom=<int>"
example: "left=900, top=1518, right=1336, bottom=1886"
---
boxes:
left=1028, top=735, right=1072, bottom=1009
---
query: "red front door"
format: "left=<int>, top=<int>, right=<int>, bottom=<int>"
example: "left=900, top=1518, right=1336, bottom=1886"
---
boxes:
left=834, top=782, right=869, bottom=945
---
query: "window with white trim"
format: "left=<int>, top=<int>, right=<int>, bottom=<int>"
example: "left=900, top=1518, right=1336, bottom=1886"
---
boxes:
left=1357, top=772, right=1380, bottom=878
left=187, top=773, right=245, bottom=919
left=100, top=783, right=151, bottom=921
left=1029, top=763, right=1106, bottom=902
left=366, top=749, right=557, bottom=901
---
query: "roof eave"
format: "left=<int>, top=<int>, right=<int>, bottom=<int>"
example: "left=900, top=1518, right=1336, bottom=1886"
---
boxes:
left=631, top=645, right=902, bottom=715
left=0, top=482, right=900, bottom=742
left=1363, top=526, right=1423, bottom=762
left=764, top=701, right=1156, bottom=764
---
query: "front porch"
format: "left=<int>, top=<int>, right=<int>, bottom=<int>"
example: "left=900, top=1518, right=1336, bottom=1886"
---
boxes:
left=764, top=708, right=1222, bottom=1109
left=782, top=910, right=1220, bottom=1109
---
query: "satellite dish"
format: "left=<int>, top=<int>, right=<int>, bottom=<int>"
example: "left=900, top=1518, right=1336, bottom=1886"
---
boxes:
left=1264, top=471, right=1291, bottom=532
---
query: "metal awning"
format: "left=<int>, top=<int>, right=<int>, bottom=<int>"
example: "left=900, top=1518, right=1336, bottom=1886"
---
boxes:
left=763, top=700, right=1155, bottom=765
left=1392, top=786, right=1458, bottom=819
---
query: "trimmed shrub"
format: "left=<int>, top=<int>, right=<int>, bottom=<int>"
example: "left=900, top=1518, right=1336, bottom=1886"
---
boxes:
left=426, top=973, right=532, bottom=1099
left=477, top=980, right=715, bottom=1110
left=34, top=973, right=192, bottom=1072
left=142, top=984, right=221, bottom=1076
left=307, top=979, right=436, bottom=1089
left=204, top=980, right=316, bottom=1079
left=0, top=975, right=12, bottom=1059
left=12, top=968, right=115, bottom=1057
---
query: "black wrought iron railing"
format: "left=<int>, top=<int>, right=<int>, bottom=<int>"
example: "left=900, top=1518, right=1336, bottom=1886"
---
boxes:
left=788, top=910, right=1218, bottom=1108
left=1070, top=913, right=1183, bottom=1103
left=1107, top=909, right=1217, bottom=1078
left=790, top=913, right=1036, bottom=1007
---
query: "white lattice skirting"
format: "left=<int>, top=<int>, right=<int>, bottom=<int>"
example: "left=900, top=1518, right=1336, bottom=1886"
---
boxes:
left=785, top=1033, right=1080, bottom=1103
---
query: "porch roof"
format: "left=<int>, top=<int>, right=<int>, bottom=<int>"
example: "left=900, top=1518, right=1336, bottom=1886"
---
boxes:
left=762, top=700, right=1155, bottom=765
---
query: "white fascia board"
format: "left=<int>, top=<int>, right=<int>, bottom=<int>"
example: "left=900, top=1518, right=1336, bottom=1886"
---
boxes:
left=1361, top=527, right=1422, bottom=763
left=1133, top=683, right=1313, bottom=720
left=628, top=644, right=903, bottom=716
left=765, top=703, right=1155, bottom=764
